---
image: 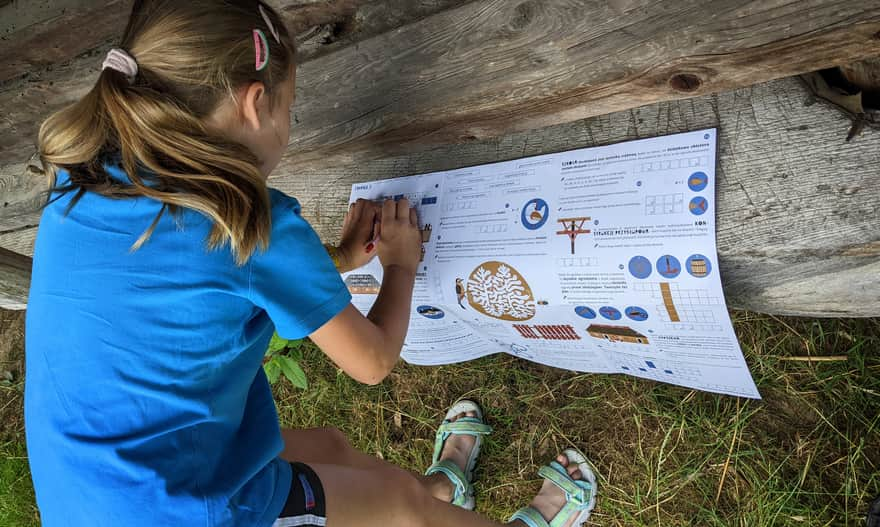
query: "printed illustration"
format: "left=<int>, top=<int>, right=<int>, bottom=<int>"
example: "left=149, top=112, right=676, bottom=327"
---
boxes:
left=421, top=223, right=433, bottom=243
left=574, top=306, right=596, bottom=319
left=617, top=353, right=699, bottom=381
left=689, top=196, right=708, bottom=216
left=599, top=306, right=622, bottom=321
left=521, top=198, right=549, bottom=230
left=628, top=255, right=652, bottom=279
left=624, top=306, right=649, bottom=321
left=688, top=171, right=709, bottom=192
left=466, top=261, right=536, bottom=321
left=686, top=254, right=711, bottom=278
left=556, top=217, right=591, bottom=254
left=514, top=324, right=581, bottom=340
left=645, top=193, right=684, bottom=215
left=657, top=255, right=681, bottom=279
left=344, top=274, right=381, bottom=294
left=659, top=282, right=680, bottom=322
left=417, top=305, right=445, bottom=320
left=586, top=324, right=650, bottom=344
left=455, top=278, right=466, bottom=309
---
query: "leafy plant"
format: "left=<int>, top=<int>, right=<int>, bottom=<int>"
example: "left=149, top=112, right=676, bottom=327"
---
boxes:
left=263, top=332, right=308, bottom=389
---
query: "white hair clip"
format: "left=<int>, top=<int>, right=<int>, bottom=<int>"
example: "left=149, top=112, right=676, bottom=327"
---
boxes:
left=259, top=4, right=281, bottom=43
left=102, top=48, right=138, bottom=84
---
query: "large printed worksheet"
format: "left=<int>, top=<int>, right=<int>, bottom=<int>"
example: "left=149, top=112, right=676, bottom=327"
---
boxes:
left=342, top=129, right=760, bottom=398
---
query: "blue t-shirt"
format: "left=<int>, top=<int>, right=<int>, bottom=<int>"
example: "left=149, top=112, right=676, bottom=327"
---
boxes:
left=24, top=165, right=351, bottom=526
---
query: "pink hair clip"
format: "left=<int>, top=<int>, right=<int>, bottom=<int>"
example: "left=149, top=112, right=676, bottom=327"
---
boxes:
left=253, top=29, right=269, bottom=71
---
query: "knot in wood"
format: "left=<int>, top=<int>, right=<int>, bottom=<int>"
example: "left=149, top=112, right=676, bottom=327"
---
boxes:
left=510, top=1, right=537, bottom=31
left=669, top=73, right=702, bottom=92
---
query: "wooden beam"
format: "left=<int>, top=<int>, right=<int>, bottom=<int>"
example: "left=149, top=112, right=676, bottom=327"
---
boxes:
left=4, top=75, right=877, bottom=316
left=267, top=75, right=880, bottom=318
left=0, top=162, right=47, bottom=233
left=0, top=247, right=31, bottom=310
left=2, top=2, right=879, bottom=168
left=0, top=0, right=469, bottom=163
left=285, top=0, right=880, bottom=170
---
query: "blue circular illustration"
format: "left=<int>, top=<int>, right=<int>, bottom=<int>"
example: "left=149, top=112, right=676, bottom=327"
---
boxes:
left=417, top=305, right=445, bottom=319
left=656, top=255, right=681, bottom=279
left=688, top=171, right=708, bottom=192
left=686, top=254, right=712, bottom=278
left=574, top=306, right=597, bottom=319
left=625, top=306, right=649, bottom=321
left=628, top=256, right=652, bottom=279
left=689, top=196, right=708, bottom=216
left=521, top=198, right=549, bottom=230
left=599, top=306, right=622, bottom=320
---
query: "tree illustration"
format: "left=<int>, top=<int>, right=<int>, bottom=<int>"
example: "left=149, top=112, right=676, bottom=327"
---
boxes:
left=467, top=263, right=536, bottom=320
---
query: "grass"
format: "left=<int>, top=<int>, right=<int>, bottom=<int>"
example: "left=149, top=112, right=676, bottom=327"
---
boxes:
left=1, top=312, right=878, bottom=526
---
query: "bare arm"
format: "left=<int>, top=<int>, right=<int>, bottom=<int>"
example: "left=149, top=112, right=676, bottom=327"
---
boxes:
left=310, top=199, right=421, bottom=385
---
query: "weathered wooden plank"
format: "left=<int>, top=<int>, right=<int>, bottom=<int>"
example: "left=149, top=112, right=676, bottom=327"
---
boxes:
left=0, top=227, right=36, bottom=258
left=0, top=162, right=46, bottom=233
left=0, top=0, right=469, bottom=162
left=0, top=247, right=31, bottom=310
left=3, top=1, right=880, bottom=168
left=284, top=0, right=880, bottom=170
left=1, top=76, right=878, bottom=315
left=268, top=75, right=880, bottom=317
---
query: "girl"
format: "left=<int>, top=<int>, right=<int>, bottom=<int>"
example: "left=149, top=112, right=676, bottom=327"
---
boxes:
left=24, top=1, right=597, bottom=526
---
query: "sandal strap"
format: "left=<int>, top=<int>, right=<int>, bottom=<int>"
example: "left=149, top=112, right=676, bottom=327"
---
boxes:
left=437, top=417, right=493, bottom=437
left=537, top=462, right=592, bottom=507
left=508, top=506, right=549, bottom=527
left=425, top=459, right=470, bottom=507
left=431, top=417, right=492, bottom=463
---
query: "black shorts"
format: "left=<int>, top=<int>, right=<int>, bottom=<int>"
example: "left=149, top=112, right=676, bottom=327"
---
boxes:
left=273, top=462, right=327, bottom=527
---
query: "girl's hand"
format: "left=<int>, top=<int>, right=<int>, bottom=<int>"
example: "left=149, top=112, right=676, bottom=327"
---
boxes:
left=376, top=198, right=421, bottom=275
left=337, top=198, right=380, bottom=272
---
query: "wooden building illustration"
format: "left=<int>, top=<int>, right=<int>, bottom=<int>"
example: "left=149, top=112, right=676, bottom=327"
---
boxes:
left=586, top=324, right=650, bottom=344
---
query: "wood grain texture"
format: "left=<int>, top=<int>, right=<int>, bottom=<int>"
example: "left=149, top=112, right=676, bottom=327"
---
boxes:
left=1, top=76, right=878, bottom=315
left=0, top=247, right=31, bottom=310
left=0, top=162, right=48, bottom=233
left=285, top=0, right=880, bottom=170
left=268, top=76, right=880, bottom=317
left=0, top=0, right=468, bottom=163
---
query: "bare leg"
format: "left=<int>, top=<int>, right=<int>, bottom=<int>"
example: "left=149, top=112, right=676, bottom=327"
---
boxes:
left=281, top=429, right=590, bottom=527
left=279, top=410, right=479, bottom=502
left=309, top=461, right=503, bottom=527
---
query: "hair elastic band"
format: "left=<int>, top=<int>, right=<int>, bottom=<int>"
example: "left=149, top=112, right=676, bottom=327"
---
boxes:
left=259, top=4, right=281, bottom=43
left=253, top=29, right=270, bottom=71
left=102, top=48, right=138, bottom=84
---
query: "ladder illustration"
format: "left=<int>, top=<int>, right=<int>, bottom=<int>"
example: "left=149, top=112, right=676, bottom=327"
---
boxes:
left=556, top=217, right=591, bottom=254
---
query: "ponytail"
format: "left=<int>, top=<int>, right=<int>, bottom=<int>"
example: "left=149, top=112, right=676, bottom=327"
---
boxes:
left=37, top=0, right=295, bottom=265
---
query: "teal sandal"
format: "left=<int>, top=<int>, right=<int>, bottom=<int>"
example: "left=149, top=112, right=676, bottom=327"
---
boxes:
left=424, top=399, right=492, bottom=510
left=508, top=448, right=598, bottom=527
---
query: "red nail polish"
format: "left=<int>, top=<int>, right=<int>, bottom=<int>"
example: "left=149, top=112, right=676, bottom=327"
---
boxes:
left=365, top=242, right=374, bottom=253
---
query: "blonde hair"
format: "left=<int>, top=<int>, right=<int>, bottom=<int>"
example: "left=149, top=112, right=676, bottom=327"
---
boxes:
left=38, top=0, right=296, bottom=265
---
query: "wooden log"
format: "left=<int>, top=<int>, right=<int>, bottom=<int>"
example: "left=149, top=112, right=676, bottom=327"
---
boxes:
left=2, top=2, right=880, bottom=168
left=266, top=75, right=880, bottom=318
left=5, top=76, right=876, bottom=316
left=0, top=0, right=468, bottom=162
left=0, top=247, right=31, bottom=310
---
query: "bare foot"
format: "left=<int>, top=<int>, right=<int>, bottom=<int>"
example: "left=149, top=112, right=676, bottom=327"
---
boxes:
left=514, top=454, right=590, bottom=527
left=432, top=410, right=478, bottom=502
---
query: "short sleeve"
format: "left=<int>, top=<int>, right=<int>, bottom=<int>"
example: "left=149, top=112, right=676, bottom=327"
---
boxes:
left=248, top=189, right=352, bottom=339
